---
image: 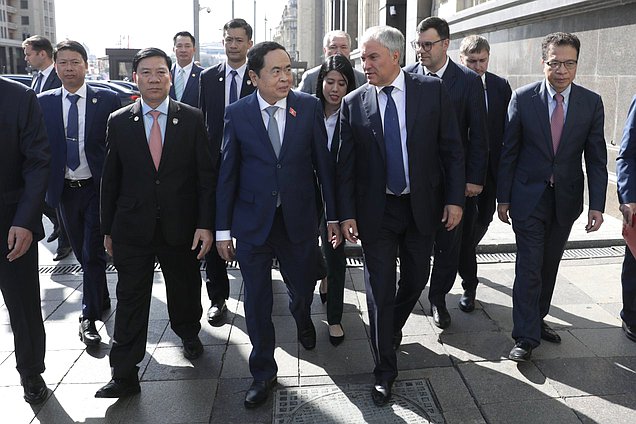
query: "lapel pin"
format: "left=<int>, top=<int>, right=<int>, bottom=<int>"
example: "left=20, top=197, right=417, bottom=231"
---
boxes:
left=134, top=116, right=140, bottom=122
left=92, top=98, right=97, bottom=104
left=173, top=118, right=179, bottom=125
left=191, top=73, right=196, bottom=78
left=289, top=107, right=296, bottom=117
left=219, top=77, right=223, bottom=82
left=246, top=80, right=252, bottom=85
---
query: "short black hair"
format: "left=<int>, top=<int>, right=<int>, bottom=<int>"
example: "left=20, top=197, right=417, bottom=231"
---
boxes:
left=247, top=41, right=288, bottom=77
left=316, top=54, right=357, bottom=108
left=542, top=32, right=581, bottom=60
left=22, top=35, right=54, bottom=58
left=132, top=47, right=172, bottom=73
left=54, top=39, right=88, bottom=63
left=173, top=31, right=196, bottom=47
left=416, top=17, right=450, bottom=40
left=223, top=18, right=253, bottom=40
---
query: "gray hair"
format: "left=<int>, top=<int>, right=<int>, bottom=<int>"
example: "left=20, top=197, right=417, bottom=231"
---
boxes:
left=459, top=35, right=490, bottom=56
left=360, top=26, right=405, bottom=63
left=323, top=30, right=351, bottom=48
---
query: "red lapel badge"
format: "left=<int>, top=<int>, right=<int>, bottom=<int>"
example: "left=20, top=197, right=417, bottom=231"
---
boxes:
left=289, top=107, right=296, bottom=117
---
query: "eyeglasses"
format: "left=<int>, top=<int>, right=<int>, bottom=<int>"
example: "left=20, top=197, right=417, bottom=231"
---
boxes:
left=545, top=60, right=578, bottom=70
left=410, top=39, right=445, bottom=51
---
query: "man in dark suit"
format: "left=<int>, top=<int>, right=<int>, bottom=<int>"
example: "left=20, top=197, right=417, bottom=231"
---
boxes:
left=617, top=95, right=636, bottom=342
left=497, top=32, right=607, bottom=361
left=22, top=34, right=72, bottom=261
left=216, top=41, right=341, bottom=408
left=457, top=35, right=512, bottom=312
left=0, top=76, right=50, bottom=404
left=297, top=30, right=366, bottom=94
left=95, top=48, right=215, bottom=398
left=404, top=17, right=488, bottom=329
left=199, top=18, right=255, bottom=325
left=38, top=40, right=121, bottom=347
left=338, top=26, right=465, bottom=406
left=169, top=31, right=203, bottom=107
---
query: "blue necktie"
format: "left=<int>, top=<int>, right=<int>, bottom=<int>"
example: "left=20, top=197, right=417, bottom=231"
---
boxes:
left=33, top=72, right=43, bottom=93
left=382, top=86, right=406, bottom=195
left=229, top=70, right=238, bottom=104
left=66, top=94, right=80, bottom=171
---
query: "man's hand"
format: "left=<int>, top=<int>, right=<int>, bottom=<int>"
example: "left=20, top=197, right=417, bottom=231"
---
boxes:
left=192, top=229, right=213, bottom=260
left=497, top=203, right=511, bottom=225
left=327, top=222, right=342, bottom=248
left=104, top=235, right=113, bottom=257
left=340, top=219, right=359, bottom=244
left=620, top=203, right=636, bottom=226
left=216, top=240, right=235, bottom=261
left=6, top=226, right=32, bottom=262
left=442, top=205, right=463, bottom=231
left=585, top=210, right=603, bottom=233
left=465, top=183, right=483, bottom=197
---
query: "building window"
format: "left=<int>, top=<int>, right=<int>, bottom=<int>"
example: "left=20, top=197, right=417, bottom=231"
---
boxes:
left=457, top=0, right=491, bottom=12
left=21, top=1, right=29, bottom=9
left=21, top=16, right=29, bottom=25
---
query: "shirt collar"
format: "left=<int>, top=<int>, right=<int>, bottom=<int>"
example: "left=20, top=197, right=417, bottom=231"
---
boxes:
left=374, top=69, right=405, bottom=94
left=175, top=61, right=194, bottom=75
left=481, top=73, right=487, bottom=88
left=545, top=79, right=572, bottom=104
left=226, top=62, right=247, bottom=78
left=257, top=91, right=287, bottom=112
left=40, top=63, right=55, bottom=78
left=62, top=83, right=87, bottom=100
left=424, top=55, right=449, bottom=78
left=141, top=96, right=170, bottom=116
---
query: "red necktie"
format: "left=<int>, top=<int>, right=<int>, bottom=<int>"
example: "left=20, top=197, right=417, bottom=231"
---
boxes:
left=148, top=110, right=162, bottom=170
left=551, top=93, right=564, bottom=154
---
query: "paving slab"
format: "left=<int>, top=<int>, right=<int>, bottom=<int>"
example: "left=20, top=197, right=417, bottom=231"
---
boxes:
left=566, top=392, right=636, bottom=423
left=480, top=397, right=582, bottom=424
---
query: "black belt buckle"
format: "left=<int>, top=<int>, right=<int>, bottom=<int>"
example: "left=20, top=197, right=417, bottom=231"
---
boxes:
left=65, top=178, right=92, bottom=188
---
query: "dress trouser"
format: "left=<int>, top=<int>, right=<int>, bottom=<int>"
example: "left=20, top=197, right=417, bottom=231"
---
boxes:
left=319, top=216, right=346, bottom=325
left=42, top=202, right=71, bottom=249
left=204, top=248, right=229, bottom=304
left=109, top=223, right=202, bottom=379
left=621, top=245, right=636, bottom=326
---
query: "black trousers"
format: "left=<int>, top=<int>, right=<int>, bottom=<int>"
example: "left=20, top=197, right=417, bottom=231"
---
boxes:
left=204, top=248, right=229, bottom=304
left=319, top=218, right=346, bottom=325
left=109, top=224, right=202, bottom=379
left=621, top=245, right=636, bottom=326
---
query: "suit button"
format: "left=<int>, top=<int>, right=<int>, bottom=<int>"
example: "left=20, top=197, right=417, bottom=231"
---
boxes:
left=155, top=180, right=160, bottom=185
left=272, top=191, right=278, bottom=196
left=276, top=164, right=282, bottom=169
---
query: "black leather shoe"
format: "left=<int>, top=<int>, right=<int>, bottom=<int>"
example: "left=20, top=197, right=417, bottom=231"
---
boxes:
left=46, top=229, right=59, bottom=243
left=392, top=331, right=403, bottom=351
left=53, top=246, right=72, bottom=261
left=21, top=374, right=48, bottom=404
left=509, top=340, right=533, bottom=362
left=540, top=321, right=561, bottom=343
left=458, top=289, right=476, bottom=313
left=244, top=377, right=277, bottom=408
left=328, top=324, right=345, bottom=346
left=298, top=320, right=316, bottom=350
left=431, top=304, right=451, bottom=329
left=95, top=376, right=140, bottom=398
left=182, top=336, right=204, bottom=359
left=622, top=321, right=636, bottom=342
left=79, top=318, right=101, bottom=346
left=371, top=380, right=393, bottom=406
left=207, top=300, right=227, bottom=325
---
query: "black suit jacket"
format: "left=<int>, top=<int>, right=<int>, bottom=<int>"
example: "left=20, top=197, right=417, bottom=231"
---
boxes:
left=169, top=63, right=203, bottom=107
left=405, top=60, right=488, bottom=185
left=0, top=77, right=50, bottom=241
left=32, top=68, right=62, bottom=93
left=337, top=71, right=465, bottom=242
left=199, top=63, right=255, bottom=169
left=484, top=72, right=512, bottom=179
left=101, top=98, right=215, bottom=246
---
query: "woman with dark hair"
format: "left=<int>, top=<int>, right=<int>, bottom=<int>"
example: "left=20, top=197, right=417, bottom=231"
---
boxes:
left=315, top=54, right=358, bottom=346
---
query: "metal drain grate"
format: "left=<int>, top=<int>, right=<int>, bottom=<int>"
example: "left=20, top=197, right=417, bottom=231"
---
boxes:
left=274, top=379, right=444, bottom=424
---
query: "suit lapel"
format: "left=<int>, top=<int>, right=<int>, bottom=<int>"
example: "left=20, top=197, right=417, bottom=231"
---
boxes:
left=161, top=99, right=181, bottom=170
left=243, top=92, right=276, bottom=158
left=441, top=59, right=457, bottom=92
left=361, top=85, right=385, bottom=162
left=240, top=68, right=255, bottom=97
left=280, top=91, right=298, bottom=160
left=129, top=101, right=155, bottom=170
left=556, top=83, right=580, bottom=156
left=84, top=85, right=97, bottom=140
left=169, top=65, right=176, bottom=99
left=532, top=82, right=553, bottom=155
left=404, top=72, right=418, bottom=148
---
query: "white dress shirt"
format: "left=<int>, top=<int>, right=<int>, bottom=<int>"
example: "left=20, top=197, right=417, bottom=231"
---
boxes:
left=63, top=84, right=91, bottom=179
left=225, top=62, right=248, bottom=107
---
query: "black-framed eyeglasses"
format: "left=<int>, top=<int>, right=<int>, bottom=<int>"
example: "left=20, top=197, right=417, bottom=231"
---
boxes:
left=410, top=39, right=446, bottom=52
left=545, top=60, right=578, bottom=70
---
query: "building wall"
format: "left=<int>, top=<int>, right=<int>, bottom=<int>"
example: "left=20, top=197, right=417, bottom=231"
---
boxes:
left=297, top=0, right=324, bottom=68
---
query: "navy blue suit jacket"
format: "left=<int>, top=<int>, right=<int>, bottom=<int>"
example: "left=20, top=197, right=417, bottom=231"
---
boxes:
left=169, top=63, right=203, bottom=108
left=618, top=95, right=636, bottom=205
left=0, top=77, right=50, bottom=241
left=337, top=72, right=465, bottom=242
left=199, top=62, right=255, bottom=169
left=484, top=71, right=512, bottom=178
left=32, top=68, right=62, bottom=93
left=497, top=81, right=608, bottom=225
left=405, top=59, right=488, bottom=185
left=216, top=90, right=335, bottom=246
left=38, top=85, right=121, bottom=208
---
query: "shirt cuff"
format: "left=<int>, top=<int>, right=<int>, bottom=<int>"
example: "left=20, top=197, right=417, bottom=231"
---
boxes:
left=216, top=230, right=231, bottom=241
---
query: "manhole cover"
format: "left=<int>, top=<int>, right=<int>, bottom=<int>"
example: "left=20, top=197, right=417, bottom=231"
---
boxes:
left=274, top=379, right=445, bottom=423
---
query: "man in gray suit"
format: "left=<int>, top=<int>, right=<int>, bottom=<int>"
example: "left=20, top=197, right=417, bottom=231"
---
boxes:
left=298, top=30, right=366, bottom=94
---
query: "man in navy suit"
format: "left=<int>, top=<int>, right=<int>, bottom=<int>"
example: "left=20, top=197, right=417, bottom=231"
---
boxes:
left=22, top=34, right=72, bottom=261
left=497, top=32, right=607, bottom=361
left=0, top=76, right=50, bottom=405
left=338, top=26, right=465, bottom=406
left=617, top=95, right=636, bottom=342
left=38, top=40, right=121, bottom=347
left=199, top=19, right=255, bottom=325
left=216, top=41, right=341, bottom=409
left=404, top=17, right=488, bottom=329
left=457, top=35, right=512, bottom=312
left=169, top=31, right=203, bottom=107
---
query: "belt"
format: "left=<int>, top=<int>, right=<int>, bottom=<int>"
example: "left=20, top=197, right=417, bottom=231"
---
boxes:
left=64, top=178, right=92, bottom=188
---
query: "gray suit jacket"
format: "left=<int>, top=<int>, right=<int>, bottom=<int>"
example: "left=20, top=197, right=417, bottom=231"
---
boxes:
left=298, top=64, right=366, bottom=94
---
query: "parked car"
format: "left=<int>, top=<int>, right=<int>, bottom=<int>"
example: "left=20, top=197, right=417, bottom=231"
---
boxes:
left=1, top=74, right=139, bottom=106
left=108, top=80, right=139, bottom=92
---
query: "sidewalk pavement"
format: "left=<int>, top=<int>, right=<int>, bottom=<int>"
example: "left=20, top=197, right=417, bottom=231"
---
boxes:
left=0, top=213, right=634, bottom=423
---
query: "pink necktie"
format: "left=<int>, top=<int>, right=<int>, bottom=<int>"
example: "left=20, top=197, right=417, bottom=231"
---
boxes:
left=551, top=93, right=564, bottom=154
left=148, top=110, right=162, bottom=170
